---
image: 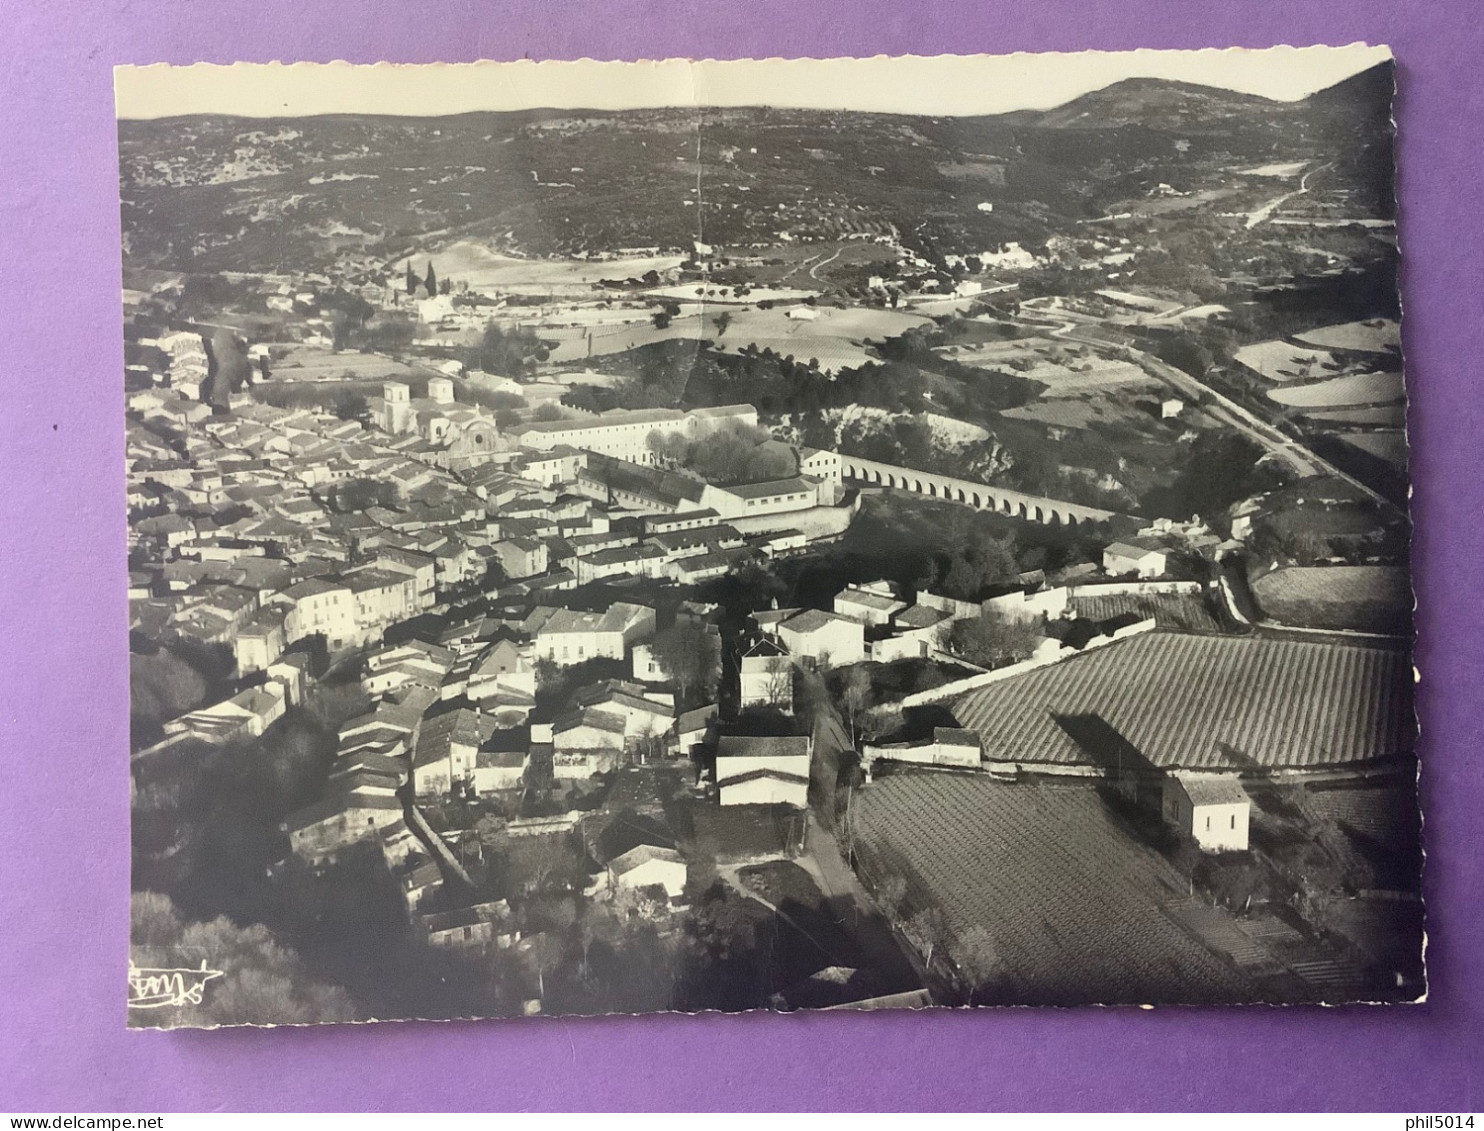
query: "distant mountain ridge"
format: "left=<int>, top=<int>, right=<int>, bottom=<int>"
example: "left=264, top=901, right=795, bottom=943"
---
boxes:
left=117, top=62, right=1396, bottom=275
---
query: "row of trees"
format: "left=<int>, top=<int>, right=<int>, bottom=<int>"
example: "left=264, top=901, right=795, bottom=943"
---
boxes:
left=645, top=421, right=796, bottom=486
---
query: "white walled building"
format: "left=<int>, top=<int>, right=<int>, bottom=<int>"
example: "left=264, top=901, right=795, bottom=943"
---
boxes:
left=1162, top=776, right=1251, bottom=853
left=715, top=734, right=812, bottom=808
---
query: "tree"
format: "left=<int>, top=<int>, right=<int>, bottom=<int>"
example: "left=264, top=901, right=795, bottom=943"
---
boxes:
left=424, top=261, right=437, bottom=298
left=648, top=622, right=722, bottom=708
left=905, top=906, right=951, bottom=969
left=838, top=666, right=873, bottom=748
left=405, top=263, right=418, bottom=296
left=957, top=924, right=1005, bottom=1005
left=532, top=402, right=564, bottom=422
left=204, top=329, right=250, bottom=408
left=874, top=874, right=908, bottom=926
left=949, top=613, right=1040, bottom=669
left=713, top=311, right=733, bottom=338
left=129, top=892, right=355, bottom=1027
left=533, top=657, right=562, bottom=690
left=764, top=656, right=794, bottom=710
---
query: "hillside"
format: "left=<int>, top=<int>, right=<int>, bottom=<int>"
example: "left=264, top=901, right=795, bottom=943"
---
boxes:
left=118, top=65, right=1396, bottom=277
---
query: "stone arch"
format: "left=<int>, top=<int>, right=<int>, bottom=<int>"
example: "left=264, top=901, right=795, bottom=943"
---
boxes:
left=1034, top=506, right=1044, bottom=523
left=1018, top=502, right=1028, bottom=519
left=971, top=492, right=982, bottom=508
left=913, top=479, right=925, bottom=494
left=1003, top=498, right=1014, bottom=515
left=1049, top=509, right=1061, bottom=526
left=928, top=483, right=938, bottom=497
left=955, top=488, right=967, bottom=503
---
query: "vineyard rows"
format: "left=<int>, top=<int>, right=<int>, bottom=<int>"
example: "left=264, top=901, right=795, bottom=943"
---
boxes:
left=852, top=774, right=1256, bottom=1005
left=953, top=632, right=1413, bottom=770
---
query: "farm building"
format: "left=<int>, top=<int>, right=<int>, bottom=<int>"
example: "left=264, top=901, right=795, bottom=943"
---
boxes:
left=1102, top=538, right=1170, bottom=579
left=715, top=734, right=812, bottom=807
left=607, top=844, right=688, bottom=900
left=774, top=608, right=867, bottom=666
left=834, top=581, right=908, bottom=626
left=1162, top=775, right=1251, bottom=853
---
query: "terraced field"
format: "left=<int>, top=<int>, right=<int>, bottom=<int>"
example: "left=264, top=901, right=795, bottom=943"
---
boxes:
left=852, top=774, right=1257, bottom=1004
left=1337, top=431, right=1409, bottom=472
left=1234, top=340, right=1338, bottom=382
left=1301, top=404, right=1407, bottom=427
left=1268, top=370, right=1405, bottom=408
left=1293, top=319, right=1401, bottom=355
left=952, top=631, right=1414, bottom=770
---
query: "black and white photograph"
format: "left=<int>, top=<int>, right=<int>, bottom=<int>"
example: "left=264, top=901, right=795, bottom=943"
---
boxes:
left=120, top=46, right=1420, bottom=1028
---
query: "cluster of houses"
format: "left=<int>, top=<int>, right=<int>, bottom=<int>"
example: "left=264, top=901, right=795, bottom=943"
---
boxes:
left=128, top=297, right=1258, bottom=994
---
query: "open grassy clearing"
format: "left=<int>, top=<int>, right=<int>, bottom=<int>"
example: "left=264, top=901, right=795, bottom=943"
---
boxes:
left=396, top=242, right=686, bottom=289
left=1234, top=339, right=1341, bottom=382
left=1252, top=566, right=1412, bottom=633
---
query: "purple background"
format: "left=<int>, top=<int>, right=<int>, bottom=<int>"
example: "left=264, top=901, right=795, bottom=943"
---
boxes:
left=2, top=0, right=1480, bottom=1112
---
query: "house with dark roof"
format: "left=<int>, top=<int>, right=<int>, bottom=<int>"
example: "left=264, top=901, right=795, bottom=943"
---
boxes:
left=282, top=792, right=404, bottom=865
left=411, top=706, right=498, bottom=797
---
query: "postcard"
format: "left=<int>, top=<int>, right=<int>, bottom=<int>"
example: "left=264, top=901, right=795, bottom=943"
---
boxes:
left=120, top=46, right=1419, bottom=1027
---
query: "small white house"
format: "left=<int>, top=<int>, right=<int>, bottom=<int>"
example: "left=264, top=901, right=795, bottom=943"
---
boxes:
left=715, top=735, right=812, bottom=808
left=1103, top=539, right=1170, bottom=579
left=775, top=609, right=866, bottom=666
left=608, top=844, right=688, bottom=900
left=1163, top=776, right=1251, bottom=853
left=785, top=305, right=819, bottom=322
left=1161, top=397, right=1186, bottom=419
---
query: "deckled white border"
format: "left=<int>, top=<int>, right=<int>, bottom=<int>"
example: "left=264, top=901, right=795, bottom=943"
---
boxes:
left=116, top=45, right=1392, bottom=119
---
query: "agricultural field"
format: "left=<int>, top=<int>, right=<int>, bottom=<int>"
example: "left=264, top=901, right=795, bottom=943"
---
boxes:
left=1251, top=565, right=1412, bottom=634
left=1336, top=431, right=1409, bottom=472
left=263, top=345, right=433, bottom=382
left=1069, top=589, right=1231, bottom=634
left=546, top=301, right=931, bottom=372
left=1234, top=339, right=1340, bottom=382
left=1268, top=370, right=1405, bottom=408
left=951, top=631, right=1414, bottom=771
left=1001, top=394, right=1157, bottom=431
left=1292, top=319, right=1401, bottom=355
left=851, top=774, right=1259, bottom=1004
left=958, top=356, right=1157, bottom=398
left=1301, top=404, right=1407, bottom=427
left=1239, top=162, right=1309, bottom=178
left=396, top=242, right=686, bottom=291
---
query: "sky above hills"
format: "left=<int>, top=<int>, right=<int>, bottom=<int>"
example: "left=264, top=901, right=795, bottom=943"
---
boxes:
left=116, top=44, right=1390, bottom=120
